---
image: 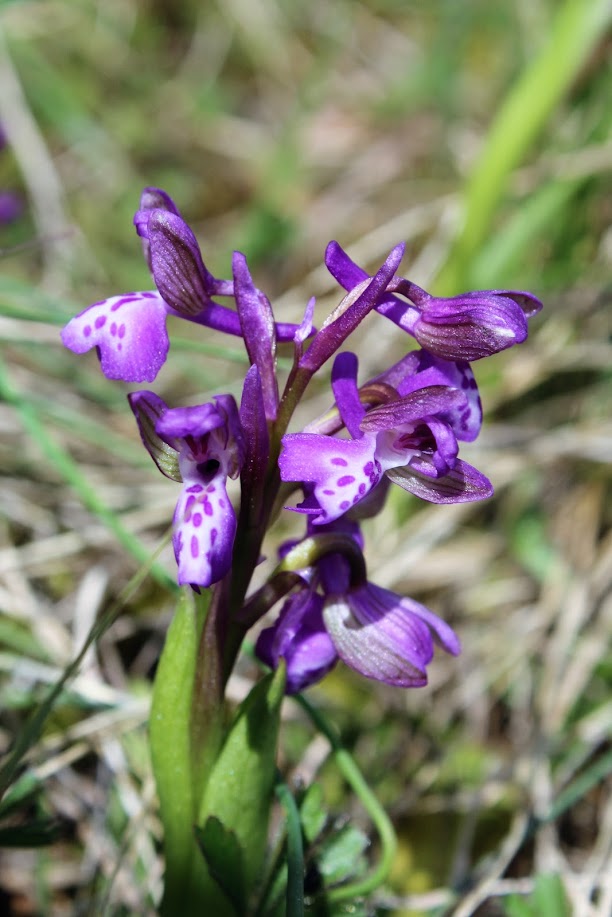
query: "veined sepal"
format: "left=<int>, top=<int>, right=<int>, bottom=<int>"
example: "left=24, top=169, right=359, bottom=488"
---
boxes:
left=196, top=663, right=286, bottom=913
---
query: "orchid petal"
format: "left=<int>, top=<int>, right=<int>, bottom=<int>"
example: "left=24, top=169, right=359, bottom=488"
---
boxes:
left=147, top=210, right=216, bottom=317
left=472, top=288, right=543, bottom=319
left=156, top=402, right=225, bottom=440
left=324, top=240, right=368, bottom=289
left=232, top=251, right=278, bottom=419
left=325, top=241, right=421, bottom=333
left=323, top=584, right=435, bottom=687
left=240, top=365, right=270, bottom=519
left=256, top=591, right=337, bottom=694
left=173, top=471, right=236, bottom=587
left=128, top=390, right=181, bottom=481
left=134, top=188, right=182, bottom=270
left=331, top=351, right=365, bottom=438
left=360, top=386, right=466, bottom=433
left=60, top=291, right=169, bottom=383
left=301, top=243, right=405, bottom=373
left=280, top=432, right=381, bottom=524
left=386, top=458, right=493, bottom=503
left=413, top=292, right=528, bottom=361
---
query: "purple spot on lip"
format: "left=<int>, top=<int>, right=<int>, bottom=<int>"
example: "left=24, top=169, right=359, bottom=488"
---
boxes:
left=331, top=457, right=348, bottom=466
left=118, top=324, right=126, bottom=339
left=192, top=513, right=202, bottom=528
left=337, top=475, right=355, bottom=486
left=323, top=489, right=335, bottom=495
left=95, top=315, right=106, bottom=329
left=203, top=499, right=213, bottom=516
left=184, top=495, right=196, bottom=521
left=110, top=322, right=117, bottom=336
left=340, top=500, right=350, bottom=510
left=358, top=483, right=366, bottom=494
left=190, top=535, right=199, bottom=558
left=363, top=461, right=374, bottom=475
left=83, top=326, right=92, bottom=337
left=187, top=484, right=203, bottom=493
left=111, top=300, right=124, bottom=312
left=210, top=527, right=218, bottom=545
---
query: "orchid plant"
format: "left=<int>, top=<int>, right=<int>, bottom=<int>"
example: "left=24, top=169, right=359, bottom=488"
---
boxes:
left=61, top=187, right=542, bottom=915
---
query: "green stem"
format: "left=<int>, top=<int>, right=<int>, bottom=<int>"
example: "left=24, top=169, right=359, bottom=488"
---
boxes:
left=295, top=694, right=397, bottom=904
left=190, top=583, right=227, bottom=801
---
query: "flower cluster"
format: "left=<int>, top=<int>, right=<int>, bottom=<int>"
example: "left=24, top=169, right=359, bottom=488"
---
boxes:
left=62, top=188, right=541, bottom=692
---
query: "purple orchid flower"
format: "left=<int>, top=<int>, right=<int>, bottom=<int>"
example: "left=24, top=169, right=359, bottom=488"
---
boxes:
left=256, top=589, right=338, bottom=693
left=325, top=241, right=542, bottom=362
left=61, top=188, right=303, bottom=383
left=128, top=390, right=244, bottom=587
left=279, top=350, right=492, bottom=525
left=256, top=520, right=460, bottom=693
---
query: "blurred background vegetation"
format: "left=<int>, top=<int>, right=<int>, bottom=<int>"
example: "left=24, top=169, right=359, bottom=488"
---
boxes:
left=0, top=0, right=610, bottom=914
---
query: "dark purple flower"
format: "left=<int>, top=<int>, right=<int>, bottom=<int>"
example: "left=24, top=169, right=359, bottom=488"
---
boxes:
left=129, top=390, right=244, bottom=587
left=256, top=590, right=338, bottom=693
left=0, top=191, right=22, bottom=225
left=325, top=241, right=542, bottom=361
left=61, top=188, right=304, bottom=382
left=279, top=350, right=492, bottom=523
left=256, top=521, right=460, bottom=692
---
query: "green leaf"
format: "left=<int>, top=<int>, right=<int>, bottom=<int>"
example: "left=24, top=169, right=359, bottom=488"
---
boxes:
left=150, top=588, right=214, bottom=914
left=198, top=664, right=286, bottom=900
left=276, top=779, right=305, bottom=917
left=194, top=818, right=247, bottom=914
